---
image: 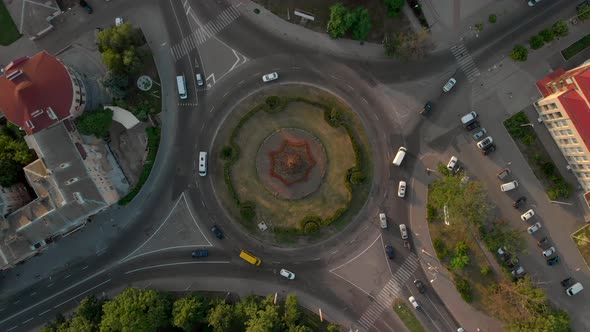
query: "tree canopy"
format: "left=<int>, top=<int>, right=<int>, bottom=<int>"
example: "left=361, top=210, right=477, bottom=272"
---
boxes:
left=99, top=288, right=171, bottom=332
left=75, top=108, right=114, bottom=138
left=327, top=4, right=373, bottom=41
left=97, top=22, right=145, bottom=75
left=172, top=294, right=210, bottom=331
left=0, top=122, right=35, bottom=186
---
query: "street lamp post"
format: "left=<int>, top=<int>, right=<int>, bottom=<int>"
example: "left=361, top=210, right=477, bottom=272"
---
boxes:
left=520, top=123, right=534, bottom=128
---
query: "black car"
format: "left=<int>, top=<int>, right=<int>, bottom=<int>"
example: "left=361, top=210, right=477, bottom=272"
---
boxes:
left=420, top=101, right=433, bottom=115
left=537, top=237, right=551, bottom=250
left=385, top=245, right=395, bottom=259
left=547, top=256, right=560, bottom=266
left=482, top=143, right=496, bottom=155
left=512, top=196, right=526, bottom=208
left=211, top=225, right=224, bottom=239
left=465, top=121, right=480, bottom=131
left=561, top=277, right=573, bottom=288
left=79, top=0, right=93, bottom=14
left=414, top=279, right=426, bottom=293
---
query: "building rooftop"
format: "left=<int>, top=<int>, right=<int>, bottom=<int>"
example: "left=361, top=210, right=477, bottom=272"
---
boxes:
left=0, top=51, right=74, bottom=135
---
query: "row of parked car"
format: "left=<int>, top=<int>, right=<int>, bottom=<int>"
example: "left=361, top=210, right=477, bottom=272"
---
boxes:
left=460, top=111, right=497, bottom=155
left=495, top=168, right=584, bottom=295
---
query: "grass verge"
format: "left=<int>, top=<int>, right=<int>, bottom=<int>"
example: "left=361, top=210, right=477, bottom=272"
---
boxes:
left=0, top=2, right=20, bottom=45
left=503, top=111, right=572, bottom=199
left=562, top=33, right=590, bottom=60
left=571, top=223, right=590, bottom=268
left=392, top=299, right=426, bottom=332
left=118, top=126, right=161, bottom=205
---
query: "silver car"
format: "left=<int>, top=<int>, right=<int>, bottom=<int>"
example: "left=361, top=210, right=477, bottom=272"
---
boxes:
left=473, top=128, right=487, bottom=140
left=262, top=72, right=279, bottom=82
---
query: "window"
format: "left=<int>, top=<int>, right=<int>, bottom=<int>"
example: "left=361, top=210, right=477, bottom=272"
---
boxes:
left=573, top=138, right=579, bottom=144
left=555, top=112, right=563, bottom=118
left=584, top=156, right=589, bottom=161
left=546, top=122, right=553, bottom=128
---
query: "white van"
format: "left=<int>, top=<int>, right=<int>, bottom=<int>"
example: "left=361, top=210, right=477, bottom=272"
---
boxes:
left=176, top=75, right=187, bottom=100
left=198, top=152, right=207, bottom=177
left=461, top=111, right=478, bottom=126
left=566, top=282, right=583, bottom=296
left=399, top=224, right=408, bottom=239
left=500, top=181, right=518, bottom=192
left=392, top=147, right=407, bottom=166
left=196, top=73, right=204, bottom=86
left=379, top=213, right=388, bottom=229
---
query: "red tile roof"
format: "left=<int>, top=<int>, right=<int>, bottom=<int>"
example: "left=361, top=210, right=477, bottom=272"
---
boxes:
left=536, top=68, right=565, bottom=97
left=558, top=90, right=590, bottom=152
left=575, top=67, right=590, bottom=102
left=0, top=51, right=74, bottom=135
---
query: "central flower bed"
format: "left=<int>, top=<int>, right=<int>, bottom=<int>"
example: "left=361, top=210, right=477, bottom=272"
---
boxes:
left=270, top=140, right=316, bottom=186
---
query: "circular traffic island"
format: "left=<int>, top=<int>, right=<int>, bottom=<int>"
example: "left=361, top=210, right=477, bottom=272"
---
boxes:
left=214, top=85, right=372, bottom=245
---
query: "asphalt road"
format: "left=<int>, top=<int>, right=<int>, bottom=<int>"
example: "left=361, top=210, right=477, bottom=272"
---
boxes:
left=1, top=0, right=588, bottom=331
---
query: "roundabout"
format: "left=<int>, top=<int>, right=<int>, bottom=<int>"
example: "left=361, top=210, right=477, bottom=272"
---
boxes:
left=213, top=84, right=373, bottom=243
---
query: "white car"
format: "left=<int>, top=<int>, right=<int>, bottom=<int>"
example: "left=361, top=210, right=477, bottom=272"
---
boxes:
left=408, top=296, right=420, bottom=309
left=447, top=156, right=458, bottom=171
left=379, top=213, right=387, bottom=229
left=398, top=181, right=407, bottom=197
left=262, top=72, right=279, bottom=82
left=527, top=222, right=542, bottom=234
left=279, top=269, right=295, bottom=280
left=520, top=209, right=535, bottom=222
left=399, top=224, right=408, bottom=239
left=477, top=136, right=493, bottom=149
left=442, top=78, right=457, bottom=92
left=542, top=247, right=556, bottom=257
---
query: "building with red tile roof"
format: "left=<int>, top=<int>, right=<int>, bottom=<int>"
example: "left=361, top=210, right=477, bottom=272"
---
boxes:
left=0, top=51, right=85, bottom=135
left=534, top=60, right=590, bottom=193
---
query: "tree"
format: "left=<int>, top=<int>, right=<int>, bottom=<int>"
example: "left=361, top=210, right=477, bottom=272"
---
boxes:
left=77, top=295, right=105, bottom=325
left=102, top=71, right=129, bottom=100
left=75, top=108, right=114, bottom=138
left=539, top=28, right=555, bottom=43
left=484, top=278, right=549, bottom=323
left=245, top=301, right=282, bottom=332
left=482, top=219, right=525, bottom=254
left=350, top=8, right=372, bottom=41
left=508, top=309, right=570, bottom=332
left=172, top=294, right=209, bottom=331
left=327, top=323, right=343, bottom=332
left=283, top=294, right=300, bottom=328
left=510, top=44, right=528, bottom=62
left=578, top=3, right=590, bottom=20
left=99, top=288, right=171, bottom=332
left=0, top=158, right=20, bottom=187
left=551, top=20, right=568, bottom=37
left=208, top=301, right=235, bottom=332
left=529, top=35, right=544, bottom=49
left=384, top=0, right=404, bottom=17
left=290, top=325, right=313, bottom=332
left=327, top=4, right=351, bottom=39
left=64, top=316, right=95, bottom=332
left=97, top=22, right=145, bottom=74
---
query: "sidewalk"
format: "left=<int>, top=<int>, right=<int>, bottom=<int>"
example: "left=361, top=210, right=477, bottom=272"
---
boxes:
left=410, top=154, right=504, bottom=332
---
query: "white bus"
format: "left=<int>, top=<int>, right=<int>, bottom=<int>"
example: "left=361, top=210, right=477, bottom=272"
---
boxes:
left=176, top=75, right=187, bottom=100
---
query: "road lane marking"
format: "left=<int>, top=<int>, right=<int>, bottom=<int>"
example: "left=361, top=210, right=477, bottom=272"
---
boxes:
left=7, top=325, right=18, bottom=331
left=64, top=274, right=71, bottom=279
left=0, top=269, right=106, bottom=325
left=13, top=300, right=20, bottom=304
left=30, top=292, right=37, bottom=297
left=54, top=279, right=112, bottom=309
left=46, top=283, right=54, bottom=288
left=38, top=309, right=51, bottom=316
left=125, top=261, right=230, bottom=274
left=330, top=234, right=381, bottom=272
left=22, top=317, right=34, bottom=324
left=361, top=97, right=368, bottom=105
left=183, top=193, right=213, bottom=246
left=81, top=266, right=88, bottom=270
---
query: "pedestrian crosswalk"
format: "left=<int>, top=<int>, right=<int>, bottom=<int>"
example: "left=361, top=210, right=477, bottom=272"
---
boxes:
left=171, top=5, right=241, bottom=61
left=357, top=253, right=420, bottom=330
left=450, top=43, right=480, bottom=83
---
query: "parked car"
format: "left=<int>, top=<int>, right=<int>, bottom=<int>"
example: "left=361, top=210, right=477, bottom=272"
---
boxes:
left=442, top=78, right=457, bottom=92
left=461, top=111, right=478, bottom=126
left=191, top=250, right=209, bottom=258
left=398, top=181, right=406, bottom=198
left=537, top=237, right=551, bottom=249
left=399, top=224, right=408, bottom=239
left=500, top=181, right=518, bottom=192
left=408, top=296, right=420, bottom=309
left=447, top=156, right=458, bottom=171
left=420, top=101, right=433, bottom=115
left=497, top=168, right=511, bottom=180
left=262, top=72, right=278, bottom=82
left=385, top=245, right=395, bottom=259
left=280, top=269, right=296, bottom=280
left=472, top=128, right=487, bottom=140
left=561, top=277, right=574, bottom=288
left=520, top=209, right=535, bottom=222
left=547, top=256, right=560, bottom=266
left=477, top=136, right=494, bottom=149
left=379, top=213, right=387, bottom=228
left=511, top=266, right=526, bottom=280
left=482, top=143, right=496, bottom=155
left=79, top=0, right=93, bottom=13
left=414, top=279, right=426, bottom=293
left=513, top=196, right=526, bottom=208
left=465, top=121, right=480, bottom=131
left=115, top=17, right=124, bottom=26
left=543, top=246, right=556, bottom=257
left=527, top=222, right=542, bottom=234
left=566, top=282, right=583, bottom=296
left=211, top=225, right=224, bottom=239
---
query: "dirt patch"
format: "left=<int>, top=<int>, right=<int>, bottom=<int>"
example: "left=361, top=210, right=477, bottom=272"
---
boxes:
left=572, top=224, right=590, bottom=268
left=253, top=0, right=412, bottom=42
left=108, top=121, right=148, bottom=187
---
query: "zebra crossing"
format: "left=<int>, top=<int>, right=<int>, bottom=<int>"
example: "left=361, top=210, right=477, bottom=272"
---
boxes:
left=171, top=5, right=241, bottom=61
left=450, top=44, right=480, bottom=83
left=357, top=253, right=420, bottom=330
